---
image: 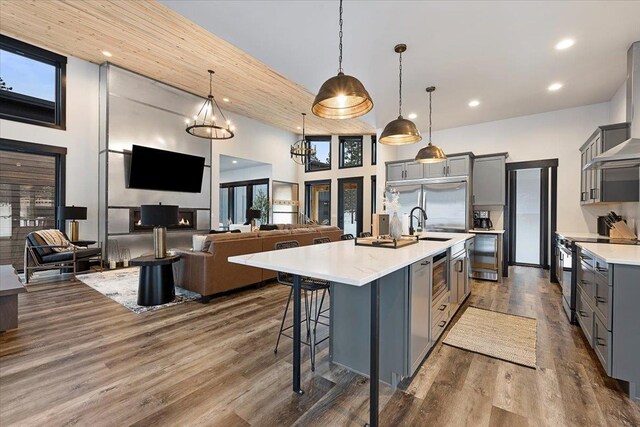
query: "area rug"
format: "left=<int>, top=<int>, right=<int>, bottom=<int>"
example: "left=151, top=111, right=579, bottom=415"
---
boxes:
left=76, top=267, right=200, bottom=314
left=443, top=306, right=537, bottom=368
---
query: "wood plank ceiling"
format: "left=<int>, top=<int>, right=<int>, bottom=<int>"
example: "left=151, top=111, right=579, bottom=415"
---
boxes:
left=0, top=0, right=375, bottom=135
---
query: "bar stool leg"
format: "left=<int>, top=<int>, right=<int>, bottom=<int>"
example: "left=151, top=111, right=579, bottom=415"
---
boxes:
left=274, top=286, right=293, bottom=354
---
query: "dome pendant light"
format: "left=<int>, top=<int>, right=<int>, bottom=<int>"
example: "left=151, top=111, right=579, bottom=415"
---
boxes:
left=379, top=44, right=422, bottom=145
left=312, top=0, right=373, bottom=120
left=290, top=113, right=317, bottom=165
left=415, top=86, right=446, bottom=163
left=186, top=70, right=234, bottom=140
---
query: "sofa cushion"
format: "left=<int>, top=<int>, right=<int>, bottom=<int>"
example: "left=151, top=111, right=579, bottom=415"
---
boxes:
left=41, top=247, right=102, bottom=263
left=257, top=230, right=291, bottom=237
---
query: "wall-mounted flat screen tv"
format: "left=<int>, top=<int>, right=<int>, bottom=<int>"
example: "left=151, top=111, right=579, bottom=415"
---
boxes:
left=128, top=145, right=205, bottom=193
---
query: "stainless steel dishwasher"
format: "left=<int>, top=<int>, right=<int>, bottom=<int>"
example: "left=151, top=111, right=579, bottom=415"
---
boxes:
left=471, top=233, right=499, bottom=281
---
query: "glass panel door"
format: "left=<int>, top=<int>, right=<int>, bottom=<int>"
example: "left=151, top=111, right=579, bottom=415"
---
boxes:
left=338, top=177, right=363, bottom=237
left=305, top=181, right=331, bottom=225
left=515, top=168, right=541, bottom=265
left=0, top=149, right=58, bottom=269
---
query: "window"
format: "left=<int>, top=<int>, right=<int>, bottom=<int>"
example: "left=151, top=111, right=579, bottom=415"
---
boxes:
left=305, top=136, right=331, bottom=172
left=219, top=179, right=269, bottom=226
left=0, top=35, right=66, bottom=129
left=371, top=135, right=377, bottom=165
left=338, top=177, right=363, bottom=236
left=305, top=180, right=331, bottom=225
left=339, top=136, right=363, bottom=169
left=0, top=139, right=66, bottom=270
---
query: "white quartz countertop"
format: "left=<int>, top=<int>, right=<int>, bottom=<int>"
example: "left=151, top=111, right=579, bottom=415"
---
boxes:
left=469, top=229, right=505, bottom=234
left=556, top=231, right=610, bottom=240
left=229, top=232, right=475, bottom=287
left=576, top=243, right=640, bottom=266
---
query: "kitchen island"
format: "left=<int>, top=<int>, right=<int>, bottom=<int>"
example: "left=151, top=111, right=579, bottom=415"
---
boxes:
left=229, top=231, right=475, bottom=426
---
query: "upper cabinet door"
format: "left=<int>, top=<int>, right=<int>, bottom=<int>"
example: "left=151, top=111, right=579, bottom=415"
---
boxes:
left=387, top=163, right=405, bottom=181
left=425, top=162, right=447, bottom=178
left=447, top=156, right=470, bottom=177
left=472, top=156, right=506, bottom=205
left=405, top=162, right=425, bottom=180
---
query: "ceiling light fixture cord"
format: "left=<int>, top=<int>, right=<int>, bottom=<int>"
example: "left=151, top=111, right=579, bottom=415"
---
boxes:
left=429, top=89, right=432, bottom=143
left=302, top=113, right=306, bottom=139
left=398, top=50, right=403, bottom=117
left=338, top=0, right=343, bottom=74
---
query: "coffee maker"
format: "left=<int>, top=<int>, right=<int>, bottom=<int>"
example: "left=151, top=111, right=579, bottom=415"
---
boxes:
left=473, top=210, right=493, bottom=230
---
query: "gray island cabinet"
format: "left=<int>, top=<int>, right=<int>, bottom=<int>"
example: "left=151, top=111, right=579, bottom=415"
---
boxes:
left=331, top=240, right=471, bottom=387
left=576, top=243, right=640, bottom=401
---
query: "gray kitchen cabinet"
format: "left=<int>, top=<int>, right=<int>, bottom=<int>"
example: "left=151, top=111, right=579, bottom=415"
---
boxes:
left=449, top=250, right=466, bottom=311
left=386, top=161, right=425, bottom=181
left=387, top=162, right=405, bottom=181
left=405, top=161, right=425, bottom=180
left=579, top=122, right=638, bottom=204
left=409, top=258, right=432, bottom=375
left=472, top=154, right=507, bottom=205
left=424, top=154, right=471, bottom=179
left=575, top=245, right=640, bottom=402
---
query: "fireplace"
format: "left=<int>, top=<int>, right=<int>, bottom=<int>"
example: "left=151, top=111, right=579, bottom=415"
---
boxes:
left=129, top=208, right=197, bottom=232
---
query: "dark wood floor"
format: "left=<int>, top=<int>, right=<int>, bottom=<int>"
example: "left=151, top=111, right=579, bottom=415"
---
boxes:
left=1, top=266, right=639, bottom=426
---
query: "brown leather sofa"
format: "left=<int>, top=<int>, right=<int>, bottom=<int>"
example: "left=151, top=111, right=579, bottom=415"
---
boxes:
left=174, top=226, right=342, bottom=301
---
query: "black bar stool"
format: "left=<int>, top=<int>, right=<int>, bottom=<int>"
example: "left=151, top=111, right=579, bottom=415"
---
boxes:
left=359, top=231, right=372, bottom=238
left=340, top=233, right=354, bottom=240
left=273, top=240, right=330, bottom=371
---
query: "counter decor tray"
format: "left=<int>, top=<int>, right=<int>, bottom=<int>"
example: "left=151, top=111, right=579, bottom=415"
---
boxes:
left=354, top=235, right=419, bottom=249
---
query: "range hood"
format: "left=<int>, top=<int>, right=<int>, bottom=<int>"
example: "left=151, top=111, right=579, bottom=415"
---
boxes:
left=585, top=41, right=640, bottom=170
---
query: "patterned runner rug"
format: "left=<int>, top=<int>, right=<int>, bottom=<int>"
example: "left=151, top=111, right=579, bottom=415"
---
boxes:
left=443, top=306, right=537, bottom=368
left=76, top=267, right=200, bottom=314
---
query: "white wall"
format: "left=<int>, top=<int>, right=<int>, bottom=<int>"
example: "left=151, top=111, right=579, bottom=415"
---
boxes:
left=220, top=164, right=272, bottom=184
left=210, top=111, right=297, bottom=227
left=395, top=102, right=620, bottom=234
left=296, top=135, right=395, bottom=233
left=0, top=57, right=100, bottom=241
left=609, top=81, right=627, bottom=123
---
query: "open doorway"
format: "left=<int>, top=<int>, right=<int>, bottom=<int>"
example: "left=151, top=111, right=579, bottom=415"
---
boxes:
left=505, top=159, right=557, bottom=272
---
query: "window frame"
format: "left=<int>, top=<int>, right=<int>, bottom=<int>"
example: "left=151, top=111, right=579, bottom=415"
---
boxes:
left=304, top=179, right=331, bottom=224
left=305, top=136, right=332, bottom=173
left=219, top=178, right=269, bottom=225
left=0, top=35, right=67, bottom=130
left=338, top=136, right=363, bottom=169
left=371, top=135, right=377, bottom=165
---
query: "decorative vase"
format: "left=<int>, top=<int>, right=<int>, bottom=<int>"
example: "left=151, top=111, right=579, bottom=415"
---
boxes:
left=390, top=211, right=402, bottom=240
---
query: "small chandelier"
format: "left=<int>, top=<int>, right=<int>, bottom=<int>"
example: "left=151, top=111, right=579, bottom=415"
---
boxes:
left=290, top=113, right=316, bottom=165
left=312, top=0, right=373, bottom=120
left=379, top=44, right=422, bottom=145
left=186, top=70, right=234, bottom=140
left=415, top=86, right=447, bottom=163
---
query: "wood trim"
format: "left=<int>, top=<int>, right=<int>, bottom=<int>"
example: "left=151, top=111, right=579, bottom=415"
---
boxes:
left=0, top=0, right=374, bottom=135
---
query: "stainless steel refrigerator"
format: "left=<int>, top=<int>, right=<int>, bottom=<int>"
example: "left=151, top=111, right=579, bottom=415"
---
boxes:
left=392, top=178, right=469, bottom=232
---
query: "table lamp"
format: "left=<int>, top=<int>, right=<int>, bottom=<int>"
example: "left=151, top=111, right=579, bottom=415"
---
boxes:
left=246, top=209, right=262, bottom=230
left=57, top=206, right=87, bottom=241
left=140, top=203, right=179, bottom=258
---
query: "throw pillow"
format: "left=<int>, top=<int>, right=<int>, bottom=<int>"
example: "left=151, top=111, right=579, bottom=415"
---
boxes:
left=192, top=234, right=207, bottom=251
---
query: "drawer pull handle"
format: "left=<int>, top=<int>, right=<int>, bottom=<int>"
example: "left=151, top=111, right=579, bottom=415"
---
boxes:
left=580, top=255, right=591, bottom=261
left=438, top=320, right=446, bottom=328
left=580, top=279, right=590, bottom=285
left=421, top=261, right=430, bottom=266
left=579, top=310, right=588, bottom=318
left=439, top=304, right=446, bottom=311
left=596, top=296, right=606, bottom=303
left=596, top=338, right=606, bottom=347
left=596, top=267, right=608, bottom=273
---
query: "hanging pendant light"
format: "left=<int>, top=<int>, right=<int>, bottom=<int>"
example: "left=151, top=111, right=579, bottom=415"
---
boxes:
left=415, top=86, right=446, bottom=163
left=186, top=70, right=234, bottom=140
left=379, top=44, right=422, bottom=145
left=290, top=113, right=317, bottom=165
left=312, top=0, right=373, bottom=120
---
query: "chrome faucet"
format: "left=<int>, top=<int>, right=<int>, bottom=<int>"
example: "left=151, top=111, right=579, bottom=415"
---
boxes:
left=409, top=206, right=427, bottom=235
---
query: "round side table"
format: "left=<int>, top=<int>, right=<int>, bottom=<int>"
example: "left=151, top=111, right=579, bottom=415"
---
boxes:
left=130, top=255, right=180, bottom=306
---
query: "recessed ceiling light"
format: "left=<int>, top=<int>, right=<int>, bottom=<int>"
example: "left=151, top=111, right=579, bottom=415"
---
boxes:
left=101, top=50, right=112, bottom=57
left=222, top=97, right=230, bottom=102
left=468, top=99, right=480, bottom=107
left=548, top=82, right=563, bottom=91
left=555, top=39, right=575, bottom=50
left=407, top=113, right=417, bottom=119
left=232, top=160, right=238, bottom=164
